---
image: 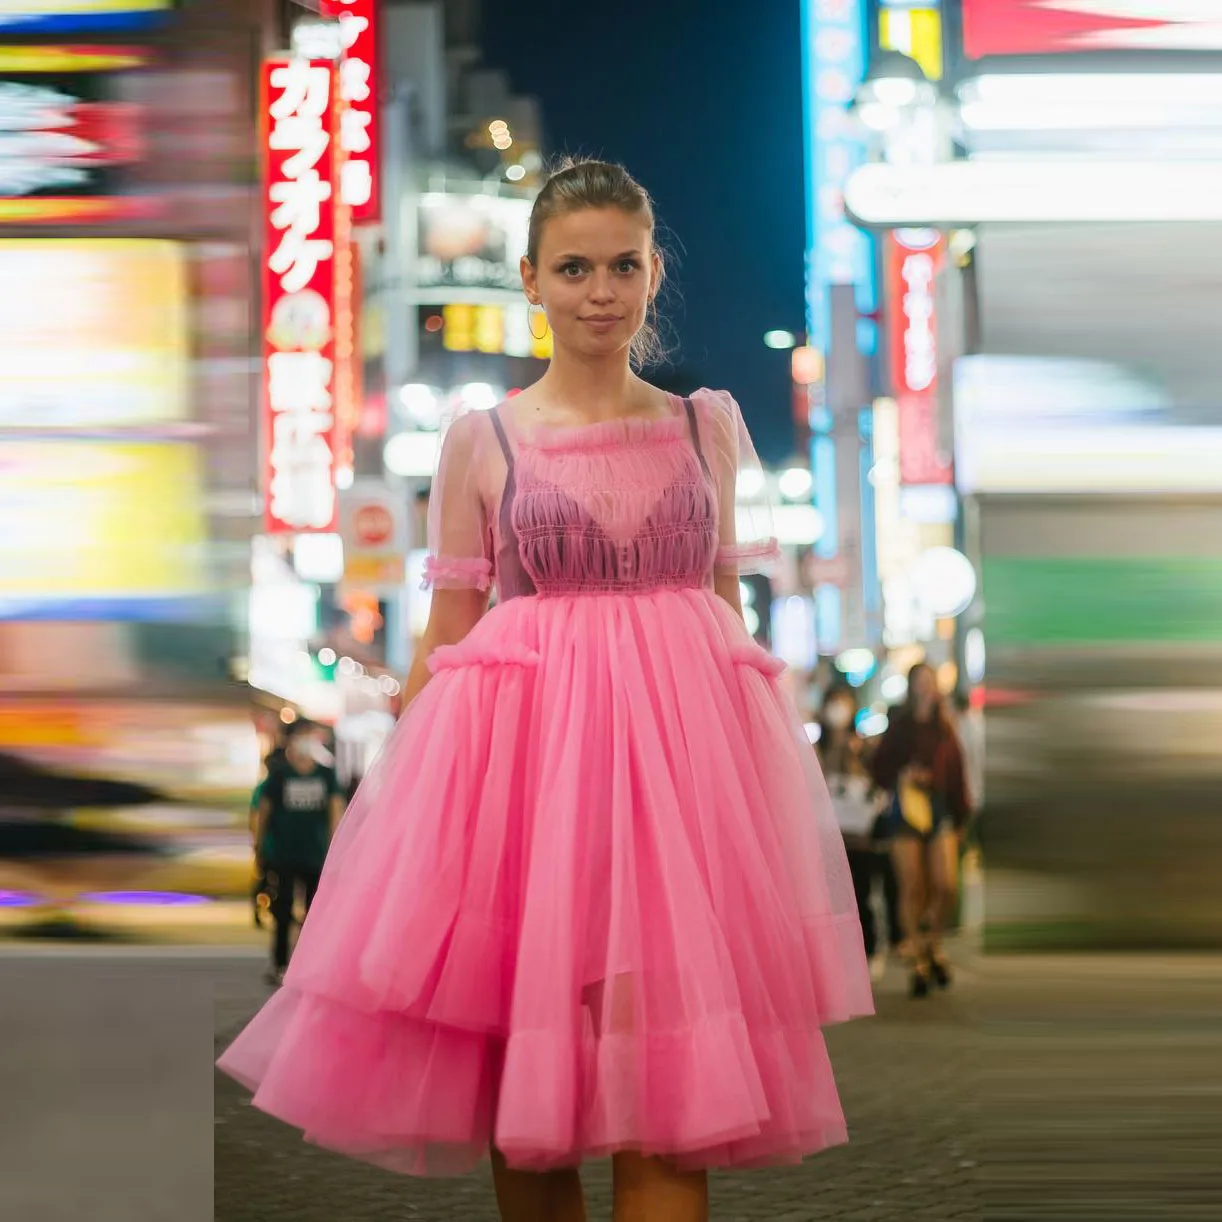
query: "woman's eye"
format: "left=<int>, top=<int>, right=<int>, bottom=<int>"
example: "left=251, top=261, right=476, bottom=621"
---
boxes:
left=561, top=263, right=585, bottom=276
left=616, top=260, right=640, bottom=274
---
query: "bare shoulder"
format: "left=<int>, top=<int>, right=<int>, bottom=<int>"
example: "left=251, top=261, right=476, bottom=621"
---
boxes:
left=497, top=384, right=570, bottom=431
left=500, top=383, right=546, bottom=414
left=499, top=378, right=677, bottom=429
left=635, top=379, right=682, bottom=415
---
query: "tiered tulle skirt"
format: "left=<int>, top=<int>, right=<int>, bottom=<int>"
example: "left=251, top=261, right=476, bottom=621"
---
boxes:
left=217, top=587, right=873, bottom=1176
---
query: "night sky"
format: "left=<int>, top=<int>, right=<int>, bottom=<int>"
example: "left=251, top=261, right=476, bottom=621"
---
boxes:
left=483, top=1, right=808, bottom=464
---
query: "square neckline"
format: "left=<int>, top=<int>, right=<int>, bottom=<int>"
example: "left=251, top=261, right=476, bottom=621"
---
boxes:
left=494, top=392, right=689, bottom=452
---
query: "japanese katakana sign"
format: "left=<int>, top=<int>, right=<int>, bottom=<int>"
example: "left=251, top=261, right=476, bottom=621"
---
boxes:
left=262, top=56, right=351, bottom=535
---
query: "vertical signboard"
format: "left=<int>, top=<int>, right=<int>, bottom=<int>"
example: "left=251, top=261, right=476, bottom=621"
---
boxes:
left=262, top=56, right=348, bottom=535
left=802, top=0, right=872, bottom=354
left=886, top=228, right=953, bottom=487
left=333, top=233, right=358, bottom=480
left=319, top=0, right=380, bottom=224
left=801, top=0, right=875, bottom=649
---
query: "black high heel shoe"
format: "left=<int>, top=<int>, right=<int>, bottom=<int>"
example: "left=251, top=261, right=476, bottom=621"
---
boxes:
left=909, top=965, right=932, bottom=999
left=929, top=956, right=953, bottom=989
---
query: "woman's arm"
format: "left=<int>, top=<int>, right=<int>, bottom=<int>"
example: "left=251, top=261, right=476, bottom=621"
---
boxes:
left=713, top=569, right=744, bottom=618
left=702, top=390, right=777, bottom=621
left=940, top=731, right=973, bottom=829
left=253, top=795, right=271, bottom=868
left=869, top=721, right=907, bottom=791
left=401, top=585, right=489, bottom=707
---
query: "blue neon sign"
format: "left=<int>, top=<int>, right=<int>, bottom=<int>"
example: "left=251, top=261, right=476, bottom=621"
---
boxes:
left=800, top=0, right=874, bottom=355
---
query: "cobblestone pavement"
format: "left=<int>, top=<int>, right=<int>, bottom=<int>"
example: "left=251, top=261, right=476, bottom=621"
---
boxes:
left=4, top=948, right=1217, bottom=1221
left=214, top=956, right=985, bottom=1222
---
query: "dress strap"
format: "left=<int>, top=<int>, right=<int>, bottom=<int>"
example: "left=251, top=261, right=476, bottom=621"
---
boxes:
left=489, top=405, right=515, bottom=469
left=682, top=396, right=712, bottom=479
left=488, top=404, right=537, bottom=600
left=490, top=406, right=517, bottom=526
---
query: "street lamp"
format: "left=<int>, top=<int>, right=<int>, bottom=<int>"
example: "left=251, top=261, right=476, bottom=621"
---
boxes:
left=855, top=51, right=938, bottom=130
left=764, top=329, right=798, bottom=350
left=851, top=50, right=948, bottom=171
left=778, top=465, right=814, bottom=502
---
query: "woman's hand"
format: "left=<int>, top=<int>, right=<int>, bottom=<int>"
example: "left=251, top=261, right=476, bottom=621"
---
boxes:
left=901, top=764, right=933, bottom=789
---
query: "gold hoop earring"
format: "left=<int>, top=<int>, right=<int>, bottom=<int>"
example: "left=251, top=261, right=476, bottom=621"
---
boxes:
left=528, top=303, right=549, bottom=341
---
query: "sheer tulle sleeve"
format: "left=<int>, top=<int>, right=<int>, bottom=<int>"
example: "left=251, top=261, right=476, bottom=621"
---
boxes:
left=423, top=412, right=494, bottom=591
left=694, top=388, right=781, bottom=574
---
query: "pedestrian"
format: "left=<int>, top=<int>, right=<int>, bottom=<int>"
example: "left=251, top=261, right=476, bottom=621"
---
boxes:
left=871, top=663, right=972, bottom=998
left=251, top=719, right=345, bottom=986
left=219, top=158, right=872, bottom=1222
left=248, top=739, right=287, bottom=929
left=817, top=686, right=901, bottom=979
left=951, top=690, right=986, bottom=819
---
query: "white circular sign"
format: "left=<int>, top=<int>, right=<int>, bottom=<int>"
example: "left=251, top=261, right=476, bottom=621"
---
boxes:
left=912, top=547, right=977, bottom=619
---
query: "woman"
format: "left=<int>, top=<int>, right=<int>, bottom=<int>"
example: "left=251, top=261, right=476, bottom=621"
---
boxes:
left=817, top=686, right=900, bottom=975
left=218, top=159, right=872, bottom=1222
left=871, top=663, right=972, bottom=999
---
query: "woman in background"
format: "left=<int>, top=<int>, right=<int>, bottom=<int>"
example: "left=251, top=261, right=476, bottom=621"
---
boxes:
left=818, top=686, right=900, bottom=979
left=871, top=664, right=971, bottom=998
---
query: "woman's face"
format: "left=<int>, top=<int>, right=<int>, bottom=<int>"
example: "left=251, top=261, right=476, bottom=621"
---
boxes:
left=910, top=666, right=938, bottom=707
left=521, top=206, right=661, bottom=363
left=823, top=695, right=855, bottom=732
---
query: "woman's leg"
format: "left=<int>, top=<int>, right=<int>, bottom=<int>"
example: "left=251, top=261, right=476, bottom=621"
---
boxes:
left=880, top=849, right=903, bottom=949
left=491, top=1147, right=587, bottom=1222
left=846, top=847, right=878, bottom=958
left=267, top=866, right=294, bottom=974
left=890, top=835, right=927, bottom=965
left=925, top=829, right=961, bottom=969
left=893, top=836, right=936, bottom=995
left=612, top=1152, right=708, bottom=1222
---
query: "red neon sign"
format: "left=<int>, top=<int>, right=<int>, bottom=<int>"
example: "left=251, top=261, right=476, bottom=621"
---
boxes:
left=319, top=0, right=380, bottom=223
left=261, top=56, right=351, bottom=535
left=886, top=230, right=952, bottom=487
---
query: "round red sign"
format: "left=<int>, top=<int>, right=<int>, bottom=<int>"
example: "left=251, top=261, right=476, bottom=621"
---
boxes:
left=354, top=503, right=393, bottom=547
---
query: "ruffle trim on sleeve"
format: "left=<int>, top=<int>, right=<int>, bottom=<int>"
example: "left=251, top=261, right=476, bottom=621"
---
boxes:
left=715, top=538, right=782, bottom=572
left=422, top=555, right=493, bottom=592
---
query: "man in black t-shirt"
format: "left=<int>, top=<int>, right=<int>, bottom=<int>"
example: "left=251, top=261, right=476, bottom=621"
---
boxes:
left=253, top=720, right=345, bottom=984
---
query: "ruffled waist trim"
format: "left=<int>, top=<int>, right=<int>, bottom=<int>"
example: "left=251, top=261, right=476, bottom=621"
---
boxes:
left=428, top=640, right=541, bottom=674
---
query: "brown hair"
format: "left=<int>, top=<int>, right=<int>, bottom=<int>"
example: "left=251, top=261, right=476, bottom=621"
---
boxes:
left=903, top=662, right=953, bottom=733
left=525, top=158, right=669, bottom=369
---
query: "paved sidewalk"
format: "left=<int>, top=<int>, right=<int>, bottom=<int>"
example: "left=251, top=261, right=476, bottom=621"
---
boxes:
left=4, top=948, right=1215, bottom=1221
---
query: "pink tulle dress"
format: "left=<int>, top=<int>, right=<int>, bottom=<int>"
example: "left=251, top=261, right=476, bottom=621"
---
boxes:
left=217, top=388, right=873, bottom=1176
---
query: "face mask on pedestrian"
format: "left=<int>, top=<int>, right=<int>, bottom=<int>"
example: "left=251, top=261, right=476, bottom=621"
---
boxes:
left=287, top=734, right=320, bottom=764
